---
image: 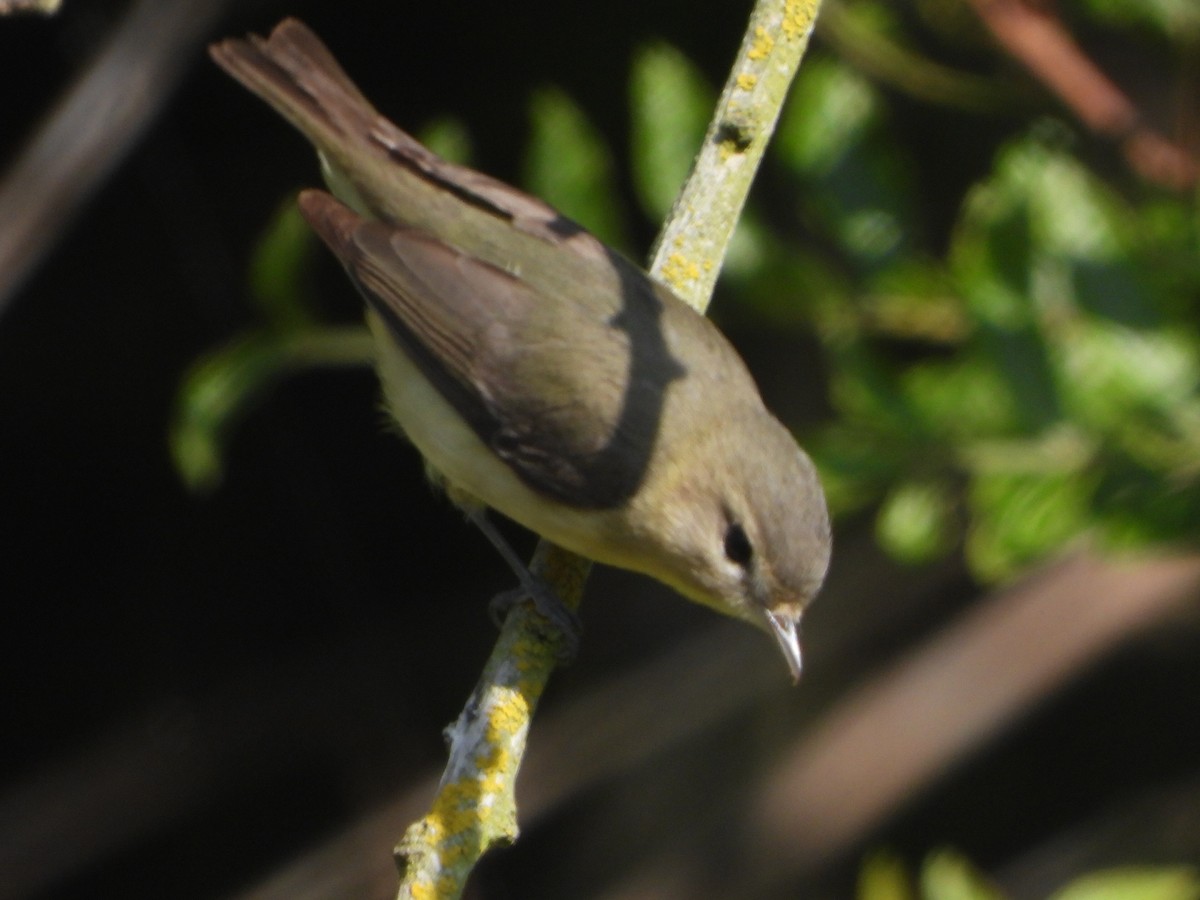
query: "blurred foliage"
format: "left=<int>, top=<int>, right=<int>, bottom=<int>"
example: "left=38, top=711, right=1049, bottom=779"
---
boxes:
left=858, top=849, right=1200, bottom=900
left=171, top=199, right=374, bottom=491
left=524, top=87, right=628, bottom=248
left=1080, top=0, right=1200, bottom=38
left=178, top=0, right=1200, bottom=582
left=779, top=44, right=1200, bottom=578
left=629, top=42, right=712, bottom=220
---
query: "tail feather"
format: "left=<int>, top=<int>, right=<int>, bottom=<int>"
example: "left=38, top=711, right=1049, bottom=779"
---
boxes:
left=253, top=18, right=371, bottom=109
left=210, top=18, right=611, bottom=276
left=209, top=18, right=379, bottom=168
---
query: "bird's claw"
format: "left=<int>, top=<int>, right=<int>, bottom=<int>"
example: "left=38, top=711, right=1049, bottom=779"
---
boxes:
left=488, top=580, right=581, bottom=663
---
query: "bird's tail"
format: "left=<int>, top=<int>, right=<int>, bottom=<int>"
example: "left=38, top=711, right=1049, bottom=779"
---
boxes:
left=210, top=19, right=607, bottom=270
left=210, top=18, right=453, bottom=222
left=210, top=19, right=380, bottom=171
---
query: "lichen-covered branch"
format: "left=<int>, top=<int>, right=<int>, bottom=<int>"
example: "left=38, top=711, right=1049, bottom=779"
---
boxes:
left=394, top=2, right=823, bottom=897
left=651, top=0, right=823, bottom=311
left=394, top=543, right=587, bottom=897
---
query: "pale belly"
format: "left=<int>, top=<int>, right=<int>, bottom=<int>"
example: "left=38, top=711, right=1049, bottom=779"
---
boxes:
left=367, top=310, right=631, bottom=566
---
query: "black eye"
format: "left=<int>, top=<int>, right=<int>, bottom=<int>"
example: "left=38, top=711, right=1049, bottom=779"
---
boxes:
left=723, top=522, right=753, bottom=567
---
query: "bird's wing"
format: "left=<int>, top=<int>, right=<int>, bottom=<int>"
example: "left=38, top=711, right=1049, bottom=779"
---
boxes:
left=301, top=190, right=686, bottom=509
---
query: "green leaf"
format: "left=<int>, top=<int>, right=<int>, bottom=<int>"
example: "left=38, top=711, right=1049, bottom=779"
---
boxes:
left=523, top=87, right=627, bottom=247
left=629, top=43, right=712, bottom=219
left=1078, top=0, right=1200, bottom=41
left=1050, top=866, right=1200, bottom=900
left=1022, top=143, right=1160, bottom=327
left=952, top=141, right=1065, bottom=431
left=1024, top=142, right=1125, bottom=262
left=1092, top=451, right=1200, bottom=548
left=957, top=131, right=1163, bottom=329
left=171, top=333, right=293, bottom=492
left=876, top=480, right=956, bottom=564
left=966, top=469, right=1095, bottom=580
left=776, top=56, right=916, bottom=271
left=810, top=424, right=909, bottom=515
left=419, top=115, right=475, bottom=165
left=776, top=55, right=880, bottom=176
left=828, top=342, right=926, bottom=435
left=248, top=199, right=318, bottom=330
left=1136, top=197, right=1200, bottom=304
left=730, top=229, right=854, bottom=328
left=859, top=850, right=915, bottom=900
left=920, top=849, right=1005, bottom=900
left=170, top=327, right=374, bottom=492
left=1056, top=321, right=1200, bottom=432
left=902, top=357, right=1021, bottom=441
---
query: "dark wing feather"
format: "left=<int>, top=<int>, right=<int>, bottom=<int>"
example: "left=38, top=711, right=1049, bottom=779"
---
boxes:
left=301, top=190, right=686, bottom=508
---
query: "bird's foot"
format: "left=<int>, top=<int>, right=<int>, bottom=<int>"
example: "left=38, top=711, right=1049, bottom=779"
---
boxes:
left=488, top=579, right=581, bottom=662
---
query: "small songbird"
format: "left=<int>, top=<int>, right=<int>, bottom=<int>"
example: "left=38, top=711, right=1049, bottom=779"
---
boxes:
left=210, top=19, right=830, bottom=680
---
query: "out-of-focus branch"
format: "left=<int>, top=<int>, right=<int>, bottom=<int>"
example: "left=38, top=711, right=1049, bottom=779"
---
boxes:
left=749, top=551, right=1200, bottom=876
left=963, top=0, right=1199, bottom=190
left=0, top=0, right=61, bottom=14
left=0, top=0, right=232, bottom=319
left=818, top=0, right=1023, bottom=113
left=584, top=552, right=1200, bottom=899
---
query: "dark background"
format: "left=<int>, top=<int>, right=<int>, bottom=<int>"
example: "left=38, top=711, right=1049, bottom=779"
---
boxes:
left=1, top=1, right=1198, bottom=898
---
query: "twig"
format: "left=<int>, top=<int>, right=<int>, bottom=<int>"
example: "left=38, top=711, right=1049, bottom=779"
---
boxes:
left=393, top=2, right=824, bottom=897
left=0, top=0, right=232, bottom=319
left=963, top=0, right=1199, bottom=190
left=818, top=0, right=1022, bottom=114
left=649, top=0, right=824, bottom=309
left=0, top=0, right=61, bottom=14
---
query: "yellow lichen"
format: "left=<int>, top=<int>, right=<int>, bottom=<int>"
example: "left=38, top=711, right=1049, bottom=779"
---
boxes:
left=481, top=769, right=506, bottom=794
left=486, top=692, right=529, bottom=738
left=736, top=73, right=758, bottom=91
left=718, top=140, right=738, bottom=161
left=511, top=633, right=546, bottom=667
left=419, top=813, right=445, bottom=843
left=661, top=252, right=702, bottom=289
left=474, top=743, right=502, bottom=771
left=747, top=26, right=773, bottom=60
left=441, top=840, right=469, bottom=865
left=783, top=0, right=817, bottom=41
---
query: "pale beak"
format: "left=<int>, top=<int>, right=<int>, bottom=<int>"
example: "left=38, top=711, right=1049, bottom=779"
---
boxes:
left=764, top=609, right=803, bottom=683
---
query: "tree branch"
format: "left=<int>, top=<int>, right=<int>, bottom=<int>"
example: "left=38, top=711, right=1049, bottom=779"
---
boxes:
left=650, top=0, right=823, bottom=310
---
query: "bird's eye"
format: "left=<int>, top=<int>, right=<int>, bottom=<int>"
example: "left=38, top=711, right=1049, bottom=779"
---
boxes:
left=723, top=521, right=753, bottom=567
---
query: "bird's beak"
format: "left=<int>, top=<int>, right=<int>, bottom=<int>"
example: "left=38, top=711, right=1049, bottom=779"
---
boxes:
left=764, top=609, right=803, bottom=683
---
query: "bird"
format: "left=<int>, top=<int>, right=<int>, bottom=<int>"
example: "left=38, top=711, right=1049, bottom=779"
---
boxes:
left=210, top=18, right=831, bottom=680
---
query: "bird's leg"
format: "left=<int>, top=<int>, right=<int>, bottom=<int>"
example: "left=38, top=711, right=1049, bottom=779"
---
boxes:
left=466, top=508, right=581, bottom=660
